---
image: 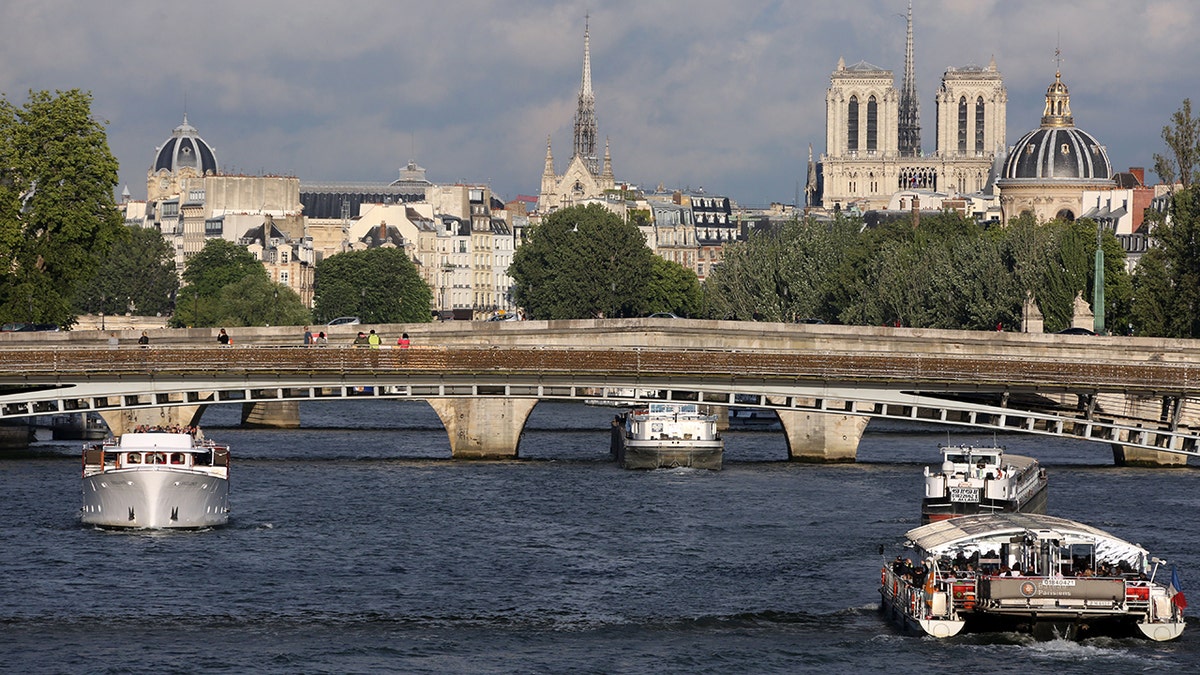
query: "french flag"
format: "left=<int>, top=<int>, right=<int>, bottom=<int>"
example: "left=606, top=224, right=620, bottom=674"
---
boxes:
left=1170, top=565, right=1188, bottom=610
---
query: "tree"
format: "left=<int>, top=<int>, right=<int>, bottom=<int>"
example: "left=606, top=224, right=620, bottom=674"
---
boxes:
left=645, top=256, right=701, bottom=317
left=171, top=238, right=310, bottom=327
left=76, top=225, right=178, bottom=316
left=0, top=89, right=122, bottom=327
left=217, top=276, right=310, bottom=327
left=1153, top=99, right=1199, bottom=188
left=313, top=247, right=432, bottom=323
left=509, top=203, right=655, bottom=319
left=1132, top=185, right=1200, bottom=337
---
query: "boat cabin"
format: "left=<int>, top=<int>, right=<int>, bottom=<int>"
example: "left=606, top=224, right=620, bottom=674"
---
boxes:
left=937, top=445, right=1004, bottom=481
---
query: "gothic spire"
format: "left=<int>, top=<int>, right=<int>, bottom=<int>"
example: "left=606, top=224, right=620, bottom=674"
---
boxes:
left=573, top=15, right=599, bottom=175
left=898, top=0, right=921, bottom=157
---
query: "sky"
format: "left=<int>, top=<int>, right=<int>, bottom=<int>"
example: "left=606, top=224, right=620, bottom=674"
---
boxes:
left=2, top=0, right=1197, bottom=208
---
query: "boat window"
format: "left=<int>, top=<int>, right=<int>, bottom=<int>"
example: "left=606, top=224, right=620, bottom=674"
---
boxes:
left=1069, top=543, right=1095, bottom=575
left=151, top=453, right=166, bottom=465
left=945, top=453, right=969, bottom=464
left=169, top=453, right=186, bottom=465
left=126, top=453, right=141, bottom=464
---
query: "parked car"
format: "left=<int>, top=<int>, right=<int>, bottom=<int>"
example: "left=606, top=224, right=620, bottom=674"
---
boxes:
left=1056, top=326, right=1097, bottom=336
left=647, top=312, right=682, bottom=319
left=0, top=322, right=59, bottom=332
left=487, top=312, right=519, bottom=322
left=327, top=316, right=361, bottom=326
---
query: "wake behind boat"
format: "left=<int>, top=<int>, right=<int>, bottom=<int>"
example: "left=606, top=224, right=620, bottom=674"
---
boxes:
left=80, top=429, right=230, bottom=529
left=922, top=444, right=1048, bottom=524
left=879, top=513, right=1186, bottom=641
left=611, top=402, right=723, bottom=470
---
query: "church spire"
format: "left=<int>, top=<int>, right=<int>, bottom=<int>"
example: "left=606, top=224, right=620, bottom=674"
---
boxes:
left=543, top=136, right=556, bottom=178
left=897, top=0, right=921, bottom=157
left=573, top=15, right=599, bottom=175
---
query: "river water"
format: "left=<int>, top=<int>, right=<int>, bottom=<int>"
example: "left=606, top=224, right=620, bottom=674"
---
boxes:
left=1, top=399, right=1198, bottom=674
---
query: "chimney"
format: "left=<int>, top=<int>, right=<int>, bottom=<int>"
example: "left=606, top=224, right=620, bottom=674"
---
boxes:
left=912, top=195, right=920, bottom=229
left=1129, top=167, right=1145, bottom=186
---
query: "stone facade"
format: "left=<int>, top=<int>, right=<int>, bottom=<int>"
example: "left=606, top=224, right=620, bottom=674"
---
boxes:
left=820, top=58, right=1005, bottom=212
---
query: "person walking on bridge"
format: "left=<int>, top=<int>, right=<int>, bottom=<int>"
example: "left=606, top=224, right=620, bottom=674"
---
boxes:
left=217, top=328, right=231, bottom=346
left=367, top=329, right=381, bottom=349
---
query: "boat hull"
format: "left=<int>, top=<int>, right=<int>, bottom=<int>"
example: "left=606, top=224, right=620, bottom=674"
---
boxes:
left=922, top=478, right=1048, bottom=523
left=81, top=467, right=229, bottom=529
left=616, top=437, right=724, bottom=470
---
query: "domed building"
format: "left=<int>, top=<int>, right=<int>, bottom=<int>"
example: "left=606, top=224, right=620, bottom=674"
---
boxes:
left=146, top=114, right=219, bottom=202
left=996, top=71, right=1114, bottom=223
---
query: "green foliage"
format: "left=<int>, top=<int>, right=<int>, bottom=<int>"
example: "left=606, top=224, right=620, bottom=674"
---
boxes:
left=0, top=89, right=122, bottom=327
left=76, top=225, right=178, bottom=316
left=510, top=203, right=655, bottom=319
left=313, top=247, right=432, bottom=323
left=704, top=217, right=859, bottom=322
left=645, top=256, right=701, bottom=317
left=703, top=209, right=1131, bottom=333
left=180, top=239, right=266, bottom=297
left=1132, top=185, right=1200, bottom=337
left=171, top=238, right=310, bottom=327
left=217, top=276, right=310, bottom=327
left=1153, top=99, right=1199, bottom=188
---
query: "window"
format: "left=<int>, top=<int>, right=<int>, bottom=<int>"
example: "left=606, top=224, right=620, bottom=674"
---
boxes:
left=975, top=97, right=985, bottom=154
left=957, top=97, right=967, bottom=154
left=847, top=96, right=859, bottom=151
left=280, top=271, right=289, bottom=285
left=866, top=96, right=878, bottom=152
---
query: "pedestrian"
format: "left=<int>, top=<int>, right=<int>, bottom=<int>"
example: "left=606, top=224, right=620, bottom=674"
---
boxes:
left=303, top=325, right=314, bottom=345
left=137, top=331, right=150, bottom=347
left=367, top=329, right=381, bottom=349
left=107, top=332, right=119, bottom=348
left=353, top=331, right=368, bottom=347
left=397, top=332, right=410, bottom=349
left=316, top=331, right=328, bottom=346
left=217, top=328, right=231, bottom=346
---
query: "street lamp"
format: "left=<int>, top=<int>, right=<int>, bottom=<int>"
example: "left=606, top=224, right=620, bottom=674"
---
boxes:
left=273, top=287, right=279, bottom=327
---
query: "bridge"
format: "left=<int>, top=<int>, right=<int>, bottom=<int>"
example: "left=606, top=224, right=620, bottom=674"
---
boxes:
left=3, top=318, right=1200, bottom=465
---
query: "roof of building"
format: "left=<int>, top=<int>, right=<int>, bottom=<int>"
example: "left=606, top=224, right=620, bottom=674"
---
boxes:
left=152, top=114, right=219, bottom=176
left=999, top=72, right=1112, bottom=183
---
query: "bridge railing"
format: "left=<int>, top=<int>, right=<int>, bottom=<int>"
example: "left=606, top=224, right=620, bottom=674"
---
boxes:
left=1, top=345, right=1197, bottom=394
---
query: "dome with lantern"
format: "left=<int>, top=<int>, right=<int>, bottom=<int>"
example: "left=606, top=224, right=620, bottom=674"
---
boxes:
left=151, top=114, right=219, bottom=176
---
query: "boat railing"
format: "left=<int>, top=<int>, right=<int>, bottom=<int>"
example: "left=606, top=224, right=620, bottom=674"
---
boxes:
left=882, top=565, right=951, bottom=620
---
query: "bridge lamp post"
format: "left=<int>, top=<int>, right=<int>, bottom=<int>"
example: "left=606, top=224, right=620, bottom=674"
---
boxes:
left=273, top=288, right=279, bottom=327
left=1094, top=224, right=1105, bottom=335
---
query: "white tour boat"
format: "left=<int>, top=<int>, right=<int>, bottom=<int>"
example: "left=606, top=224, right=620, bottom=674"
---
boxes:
left=80, top=430, right=231, bottom=529
left=922, top=444, right=1048, bottom=524
left=880, top=513, right=1186, bottom=641
left=611, top=402, right=723, bottom=470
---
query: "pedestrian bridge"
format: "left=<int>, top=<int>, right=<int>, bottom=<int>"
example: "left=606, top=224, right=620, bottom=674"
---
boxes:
left=3, top=318, right=1200, bottom=464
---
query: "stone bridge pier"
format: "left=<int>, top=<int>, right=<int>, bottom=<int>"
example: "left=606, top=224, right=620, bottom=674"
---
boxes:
left=777, top=410, right=869, bottom=462
left=427, top=398, right=540, bottom=459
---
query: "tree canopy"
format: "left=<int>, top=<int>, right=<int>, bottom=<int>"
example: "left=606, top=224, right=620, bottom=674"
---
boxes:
left=312, top=247, right=432, bottom=323
left=509, top=203, right=657, bottom=319
left=172, top=238, right=309, bottom=327
left=0, top=89, right=122, bottom=327
left=1153, top=98, right=1199, bottom=188
left=704, top=210, right=1130, bottom=332
left=76, top=224, right=178, bottom=316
